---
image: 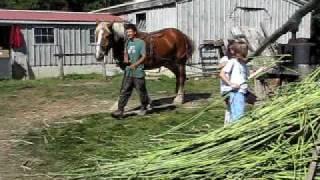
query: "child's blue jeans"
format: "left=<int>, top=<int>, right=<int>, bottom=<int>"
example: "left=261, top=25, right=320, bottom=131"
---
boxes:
left=229, top=91, right=246, bottom=122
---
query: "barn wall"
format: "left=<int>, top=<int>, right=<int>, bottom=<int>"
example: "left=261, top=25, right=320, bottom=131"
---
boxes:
left=20, top=24, right=98, bottom=67
left=57, top=25, right=97, bottom=66
left=177, top=0, right=311, bottom=64
left=146, top=7, right=177, bottom=32
left=10, top=24, right=116, bottom=79
left=125, top=6, right=177, bottom=32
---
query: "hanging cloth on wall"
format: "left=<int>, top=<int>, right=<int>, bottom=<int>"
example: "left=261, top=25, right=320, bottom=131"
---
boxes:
left=10, top=25, right=24, bottom=49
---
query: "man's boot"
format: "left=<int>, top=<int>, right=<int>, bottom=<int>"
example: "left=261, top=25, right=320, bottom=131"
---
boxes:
left=111, top=109, right=124, bottom=118
left=137, top=106, right=147, bottom=116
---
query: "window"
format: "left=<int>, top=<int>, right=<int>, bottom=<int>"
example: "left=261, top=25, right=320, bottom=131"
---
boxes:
left=34, top=28, right=54, bottom=44
left=136, top=13, right=146, bottom=31
left=90, top=29, right=95, bottom=43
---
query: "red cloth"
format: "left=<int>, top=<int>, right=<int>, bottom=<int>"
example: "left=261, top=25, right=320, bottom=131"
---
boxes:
left=10, top=25, right=24, bottom=48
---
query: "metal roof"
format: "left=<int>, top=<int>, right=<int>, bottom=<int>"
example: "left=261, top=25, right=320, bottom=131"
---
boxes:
left=91, top=0, right=176, bottom=14
left=0, top=9, right=122, bottom=23
left=92, top=0, right=308, bottom=14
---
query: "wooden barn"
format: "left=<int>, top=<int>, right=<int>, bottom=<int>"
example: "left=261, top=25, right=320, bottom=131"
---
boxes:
left=92, top=0, right=177, bottom=32
left=0, top=9, right=122, bottom=79
left=93, top=0, right=311, bottom=72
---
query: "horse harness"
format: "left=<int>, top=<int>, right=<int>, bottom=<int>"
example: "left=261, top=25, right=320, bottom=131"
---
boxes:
left=125, top=32, right=174, bottom=64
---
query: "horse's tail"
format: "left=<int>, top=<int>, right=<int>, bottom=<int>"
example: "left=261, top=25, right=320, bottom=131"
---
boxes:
left=183, top=34, right=195, bottom=64
left=186, top=36, right=194, bottom=60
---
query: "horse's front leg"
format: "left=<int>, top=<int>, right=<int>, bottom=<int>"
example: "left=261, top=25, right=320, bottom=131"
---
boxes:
left=173, top=64, right=186, bottom=104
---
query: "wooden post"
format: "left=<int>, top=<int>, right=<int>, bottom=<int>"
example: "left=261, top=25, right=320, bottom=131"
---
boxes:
left=102, top=56, right=107, bottom=79
left=307, top=146, right=320, bottom=180
left=58, top=56, right=64, bottom=79
left=23, top=55, right=31, bottom=80
left=254, top=79, right=266, bottom=100
left=56, top=45, right=64, bottom=79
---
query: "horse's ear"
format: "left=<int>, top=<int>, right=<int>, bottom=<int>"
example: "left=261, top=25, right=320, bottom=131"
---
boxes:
left=96, top=19, right=100, bottom=25
left=123, top=23, right=128, bottom=29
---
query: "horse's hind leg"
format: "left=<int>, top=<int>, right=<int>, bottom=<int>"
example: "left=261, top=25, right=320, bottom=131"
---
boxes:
left=173, top=63, right=186, bottom=105
left=165, top=63, right=186, bottom=105
left=166, top=64, right=181, bottom=104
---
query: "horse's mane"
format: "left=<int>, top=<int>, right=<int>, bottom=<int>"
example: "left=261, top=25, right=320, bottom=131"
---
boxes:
left=96, top=22, right=111, bottom=34
left=111, top=22, right=126, bottom=40
left=96, top=22, right=125, bottom=41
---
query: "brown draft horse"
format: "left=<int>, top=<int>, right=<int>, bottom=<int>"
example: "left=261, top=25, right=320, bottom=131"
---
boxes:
left=95, top=22, right=193, bottom=104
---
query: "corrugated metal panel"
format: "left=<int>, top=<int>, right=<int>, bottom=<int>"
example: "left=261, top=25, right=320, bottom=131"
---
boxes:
left=64, top=27, right=71, bottom=65
left=70, top=27, right=76, bottom=65
left=177, top=0, right=311, bottom=64
left=21, top=24, right=104, bottom=67
left=23, top=25, right=35, bottom=66
left=59, top=25, right=97, bottom=66
left=146, top=7, right=177, bottom=32
left=80, top=28, right=86, bottom=65
left=125, top=6, right=177, bottom=32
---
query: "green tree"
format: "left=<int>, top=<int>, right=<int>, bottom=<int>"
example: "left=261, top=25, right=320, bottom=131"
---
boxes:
left=0, top=0, right=131, bottom=11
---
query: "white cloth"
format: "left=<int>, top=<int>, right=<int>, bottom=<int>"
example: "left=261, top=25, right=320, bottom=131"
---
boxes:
left=219, top=56, right=232, bottom=94
left=224, top=109, right=230, bottom=126
left=222, top=58, right=249, bottom=94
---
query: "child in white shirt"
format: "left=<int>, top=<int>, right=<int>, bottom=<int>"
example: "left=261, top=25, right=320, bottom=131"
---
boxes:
left=218, top=40, right=236, bottom=125
left=219, top=42, right=249, bottom=122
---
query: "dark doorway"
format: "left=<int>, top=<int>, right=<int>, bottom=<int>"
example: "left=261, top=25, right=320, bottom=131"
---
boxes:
left=311, top=9, right=320, bottom=63
left=0, top=26, right=11, bottom=49
left=136, top=13, right=146, bottom=31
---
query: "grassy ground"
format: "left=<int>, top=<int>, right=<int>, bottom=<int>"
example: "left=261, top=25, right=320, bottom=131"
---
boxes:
left=25, top=106, right=224, bottom=174
left=0, top=74, right=225, bottom=178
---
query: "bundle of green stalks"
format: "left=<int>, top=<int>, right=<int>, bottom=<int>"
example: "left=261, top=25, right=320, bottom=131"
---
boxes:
left=67, top=68, right=320, bottom=179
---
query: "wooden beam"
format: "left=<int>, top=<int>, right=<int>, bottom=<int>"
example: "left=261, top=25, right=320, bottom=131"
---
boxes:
left=307, top=146, right=320, bottom=180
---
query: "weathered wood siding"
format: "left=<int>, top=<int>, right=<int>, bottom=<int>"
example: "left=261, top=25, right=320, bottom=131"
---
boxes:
left=124, top=6, right=177, bottom=32
left=20, top=24, right=103, bottom=67
left=177, top=0, right=311, bottom=64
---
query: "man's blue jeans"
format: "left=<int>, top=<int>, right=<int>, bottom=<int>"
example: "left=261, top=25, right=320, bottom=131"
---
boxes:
left=229, top=91, right=246, bottom=122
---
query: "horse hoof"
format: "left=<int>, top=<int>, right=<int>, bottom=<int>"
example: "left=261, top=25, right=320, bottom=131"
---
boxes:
left=147, top=104, right=153, bottom=111
left=173, top=96, right=184, bottom=105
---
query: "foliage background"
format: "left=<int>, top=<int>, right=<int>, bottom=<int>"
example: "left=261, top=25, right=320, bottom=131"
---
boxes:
left=0, top=0, right=131, bottom=11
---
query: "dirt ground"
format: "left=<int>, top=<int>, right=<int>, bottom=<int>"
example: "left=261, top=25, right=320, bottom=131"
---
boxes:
left=0, top=97, right=212, bottom=179
left=0, top=81, right=116, bottom=179
left=1, top=100, right=115, bottom=179
left=0, top=76, right=216, bottom=179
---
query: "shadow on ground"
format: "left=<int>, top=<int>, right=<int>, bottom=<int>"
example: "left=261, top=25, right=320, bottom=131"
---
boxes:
left=121, top=93, right=212, bottom=118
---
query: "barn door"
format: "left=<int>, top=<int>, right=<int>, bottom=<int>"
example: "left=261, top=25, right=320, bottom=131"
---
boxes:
left=32, top=27, right=58, bottom=66
left=228, top=7, right=274, bottom=55
left=230, top=7, right=271, bottom=30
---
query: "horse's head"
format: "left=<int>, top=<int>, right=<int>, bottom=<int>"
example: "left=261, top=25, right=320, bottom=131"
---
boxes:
left=95, top=21, right=126, bottom=63
left=95, top=21, right=114, bottom=61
